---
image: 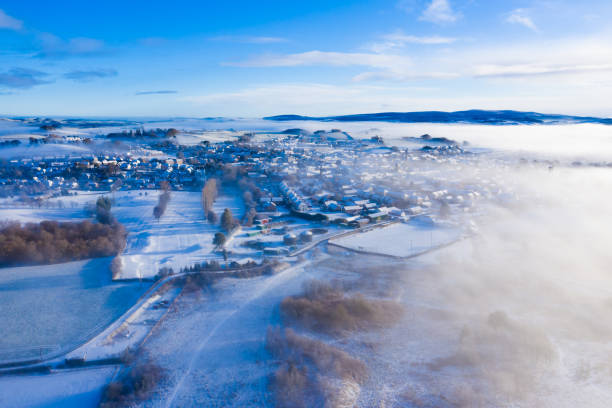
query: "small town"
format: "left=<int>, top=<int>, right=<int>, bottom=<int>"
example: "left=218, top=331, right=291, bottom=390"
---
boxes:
left=0, top=126, right=495, bottom=272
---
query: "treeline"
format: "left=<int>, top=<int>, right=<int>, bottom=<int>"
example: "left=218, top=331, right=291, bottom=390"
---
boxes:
left=106, top=128, right=178, bottom=139
left=155, top=259, right=281, bottom=279
left=180, top=259, right=260, bottom=273
left=0, top=140, right=20, bottom=148
left=0, top=220, right=127, bottom=267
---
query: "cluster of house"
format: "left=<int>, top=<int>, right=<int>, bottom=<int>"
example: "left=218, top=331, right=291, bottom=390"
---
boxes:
left=0, top=127, right=504, bottom=229
left=232, top=132, right=489, bottom=227
left=0, top=154, right=206, bottom=198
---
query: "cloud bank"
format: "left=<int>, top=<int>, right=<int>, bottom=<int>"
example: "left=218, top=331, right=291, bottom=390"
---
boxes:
left=0, top=68, right=51, bottom=89
left=63, top=69, right=118, bottom=82
left=135, top=90, right=178, bottom=95
left=36, top=33, right=107, bottom=58
left=0, top=9, right=22, bottom=31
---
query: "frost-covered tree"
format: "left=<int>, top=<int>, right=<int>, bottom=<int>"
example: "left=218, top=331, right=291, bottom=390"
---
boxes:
left=221, top=208, right=235, bottom=232
left=201, top=178, right=218, bottom=219
left=213, top=232, right=226, bottom=247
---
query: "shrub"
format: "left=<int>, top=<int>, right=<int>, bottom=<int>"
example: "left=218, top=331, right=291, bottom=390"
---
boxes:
left=100, top=362, right=164, bottom=407
left=266, top=327, right=367, bottom=408
left=183, top=272, right=216, bottom=292
left=280, top=280, right=403, bottom=334
left=272, top=362, right=311, bottom=408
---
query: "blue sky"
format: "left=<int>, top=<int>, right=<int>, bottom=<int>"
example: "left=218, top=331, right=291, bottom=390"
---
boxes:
left=0, top=0, right=611, bottom=117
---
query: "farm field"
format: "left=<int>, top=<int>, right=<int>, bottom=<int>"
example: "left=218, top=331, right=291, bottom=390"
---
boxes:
left=0, top=258, right=147, bottom=363
left=330, top=221, right=461, bottom=257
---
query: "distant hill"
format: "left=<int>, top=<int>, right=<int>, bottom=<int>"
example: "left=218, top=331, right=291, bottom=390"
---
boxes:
left=264, top=110, right=612, bottom=125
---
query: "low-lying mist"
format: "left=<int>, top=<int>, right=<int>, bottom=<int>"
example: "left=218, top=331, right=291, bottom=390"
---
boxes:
left=395, top=165, right=612, bottom=407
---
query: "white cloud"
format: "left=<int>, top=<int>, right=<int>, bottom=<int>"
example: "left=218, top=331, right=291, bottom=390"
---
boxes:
left=181, top=83, right=443, bottom=116
left=179, top=81, right=612, bottom=117
left=420, top=0, right=460, bottom=24
left=463, top=37, right=612, bottom=81
left=229, top=48, right=469, bottom=83
left=506, top=9, right=538, bottom=31
left=211, top=35, right=288, bottom=44
left=474, top=63, right=612, bottom=78
left=353, top=70, right=459, bottom=82
left=36, top=33, right=106, bottom=58
left=0, top=9, right=23, bottom=30
left=366, top=31, right=456, bottom=53
left=63, top=69, right=118, bottom=82
left=229, top=33, right=612, bottom=88
left=228, top=50, right=413, bottom=70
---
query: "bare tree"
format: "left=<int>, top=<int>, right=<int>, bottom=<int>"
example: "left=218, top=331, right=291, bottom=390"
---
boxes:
left=153, top=188, right=171, bottom=221
left=201, top=178, right=218, bottom=220
left=221, top=208, right=235, bottom=232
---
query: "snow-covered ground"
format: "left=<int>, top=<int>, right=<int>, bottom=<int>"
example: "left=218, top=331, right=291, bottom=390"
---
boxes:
left=65, top=279, right=182, bottom=362
left=2, top=188, right=248, bottom=280
left=330, top=221, right=461, bottom=257
left=0, top=143, right=95, bottom=159
left=113, top=189, right=245, bottom=279
left=128, top=258, right=331, bottom=407
left=0, top=202, right=88, bottom=224
left=0, top=366, right=117, bottom=408
left=0, top=258, right=148, bottom=363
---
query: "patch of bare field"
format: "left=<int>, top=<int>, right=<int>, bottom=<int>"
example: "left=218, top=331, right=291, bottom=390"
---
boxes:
left=315, top=253, right=405, bottom=298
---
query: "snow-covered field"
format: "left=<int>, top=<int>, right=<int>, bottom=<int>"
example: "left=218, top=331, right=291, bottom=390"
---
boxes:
left=2, top=188, right=247, bottom=280
left=0, top=143, right=94, bottom=159
left=113, top=189, right=245, bottom=279
left=129, top=259, right=329, bottom=407
left=330, top=221, right=461, bottom=257
left=0, top=258, right=148, bottom=363
left=65, top=279, right=182, bottom=362
left=0, top=366, right=117, bottom=408
left=0, top=203, right=88, bottom=224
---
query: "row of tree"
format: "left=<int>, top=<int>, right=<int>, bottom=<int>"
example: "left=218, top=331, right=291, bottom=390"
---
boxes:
left=0, top=139, right=20, bottom=148
left=0, top=220, right=127, bottom=267
left=106, top=128, right=179, bottom=139
left=201, top=178, right=218, bottom=222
